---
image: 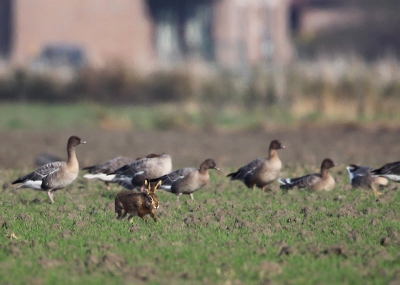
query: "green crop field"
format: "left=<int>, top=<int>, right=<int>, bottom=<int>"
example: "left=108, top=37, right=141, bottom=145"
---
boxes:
left=0, top=167, right=399, bottom=285
left=1, top=22, right=400, bottom=284
left=0, top=103, right=295, bottom=132
left=0, top=102, right=398, bottom=134
left=0, top=102, right=399, bottom=284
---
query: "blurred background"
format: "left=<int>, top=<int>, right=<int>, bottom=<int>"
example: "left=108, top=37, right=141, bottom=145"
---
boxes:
left=1, top=0, right=400, bottom=169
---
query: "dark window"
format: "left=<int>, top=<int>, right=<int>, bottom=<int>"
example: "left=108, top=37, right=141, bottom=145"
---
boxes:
left=0, top=0, right=13, bottom=58
left=147, top=0, right=214, bottom=62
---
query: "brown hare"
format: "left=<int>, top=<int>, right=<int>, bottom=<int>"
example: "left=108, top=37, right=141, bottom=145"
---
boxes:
left=115, top=179, right=161, bottom=222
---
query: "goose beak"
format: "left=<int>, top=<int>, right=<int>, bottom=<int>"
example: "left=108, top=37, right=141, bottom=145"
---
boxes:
left=80, top=140, right=87, bottom=144
left=281, top=145, right=287, bottom=149
left=215, top=166, right=220, bottom=171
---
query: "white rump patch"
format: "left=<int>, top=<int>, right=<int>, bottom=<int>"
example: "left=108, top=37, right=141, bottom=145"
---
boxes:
left=18, top=180, right=42, bottom=190
left=278, top=178, right=291, bottom=184
left=83, top=174, right=96, bottom=179
left=345, top=167, right=354, bottom=181
left=381, top=174, right=400, bottom=182
left=111, top=176, right=131, bottom=183
left=160, top=185, right=172, bottom=191
left=84, top=173, right=115, bottom=181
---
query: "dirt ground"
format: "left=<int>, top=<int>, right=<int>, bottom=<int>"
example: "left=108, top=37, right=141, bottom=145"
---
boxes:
left=1, top=123, right=400, bottom=171
left=1, top=124, right=400, bottom=284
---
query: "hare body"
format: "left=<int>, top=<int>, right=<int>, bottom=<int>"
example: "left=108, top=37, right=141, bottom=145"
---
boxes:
left=115, top=179, right=160, bottom=222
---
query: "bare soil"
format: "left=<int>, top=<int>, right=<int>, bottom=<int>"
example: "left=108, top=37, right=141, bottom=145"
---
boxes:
left=1, top=123, right=400, bottom=171
left=1, top=123, right=399, bottom=284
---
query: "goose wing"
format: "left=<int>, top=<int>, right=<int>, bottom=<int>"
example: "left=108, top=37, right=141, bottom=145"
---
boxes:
left=279, top=173, right=320, bottom=190
left=112, top=157, right=159, bottom=177
left=371, top=161, right=400, bottom=182
left=372, top=161, right=400, bottom=176
left=13, top=161, right=64, bottom=184
left=83, top=156, right=135, bottom=175
left=227, top=158, right=264, bottom=181
left=151, top=167, right=196, bottom=190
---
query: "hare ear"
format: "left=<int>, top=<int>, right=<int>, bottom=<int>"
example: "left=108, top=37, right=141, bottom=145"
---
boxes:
left=154, top=180, right=162, bottom=191
left=144, top=179, right=150, bottom=194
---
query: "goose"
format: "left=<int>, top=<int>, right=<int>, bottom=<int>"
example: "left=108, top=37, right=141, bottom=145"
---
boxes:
left=371, top=161, right=400, bottom=182
left=110, top=153, right=172, bottom=190
left=151, top=158, right=219, bottom=201
left=83, top=153, right=161, bottom=189
left=227, top=140, right=286, bottom=191
left=83, top=156, right=136, bottom=189
left=12, top=136, right=86, bottom=203
left=279, top=158, right=336, bottom=191
left=346, top=164, right=388, bottom=197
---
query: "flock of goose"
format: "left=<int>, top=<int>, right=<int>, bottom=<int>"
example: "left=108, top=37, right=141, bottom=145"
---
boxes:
left=11, top=136, right=400, bottom=207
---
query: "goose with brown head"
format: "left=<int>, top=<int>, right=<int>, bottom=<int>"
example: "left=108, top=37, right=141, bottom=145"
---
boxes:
left=151, top=159, right=220, bottom=201
left=227, top=139, right=286, bottom=191
left=12, top=135, right=86, bottom=203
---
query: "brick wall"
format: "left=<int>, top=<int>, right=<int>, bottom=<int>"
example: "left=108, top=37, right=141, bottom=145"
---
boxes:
left=12, top=0, right=155, bottom=70
left=11, top=0, right=294, bottom=71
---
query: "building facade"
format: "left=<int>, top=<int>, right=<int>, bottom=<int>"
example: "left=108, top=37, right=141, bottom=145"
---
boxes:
left=4, top=0, right=294, bottom=71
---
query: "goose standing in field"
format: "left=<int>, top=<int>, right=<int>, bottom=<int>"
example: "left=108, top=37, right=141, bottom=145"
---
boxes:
left=279, top=158, right=336, bottom=191
left=371, top=160, right=400, bottom=182
left=150, top=158, right=219, bottom=201
left=110, top=153, right=172, bottom=190
left=227, top=140, right=286, bottom=191
left=12, top=136, right=86, bottom=203
left=346, top=164, right=388, bottom=197
left=82, top=153, right=161, bottom=189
